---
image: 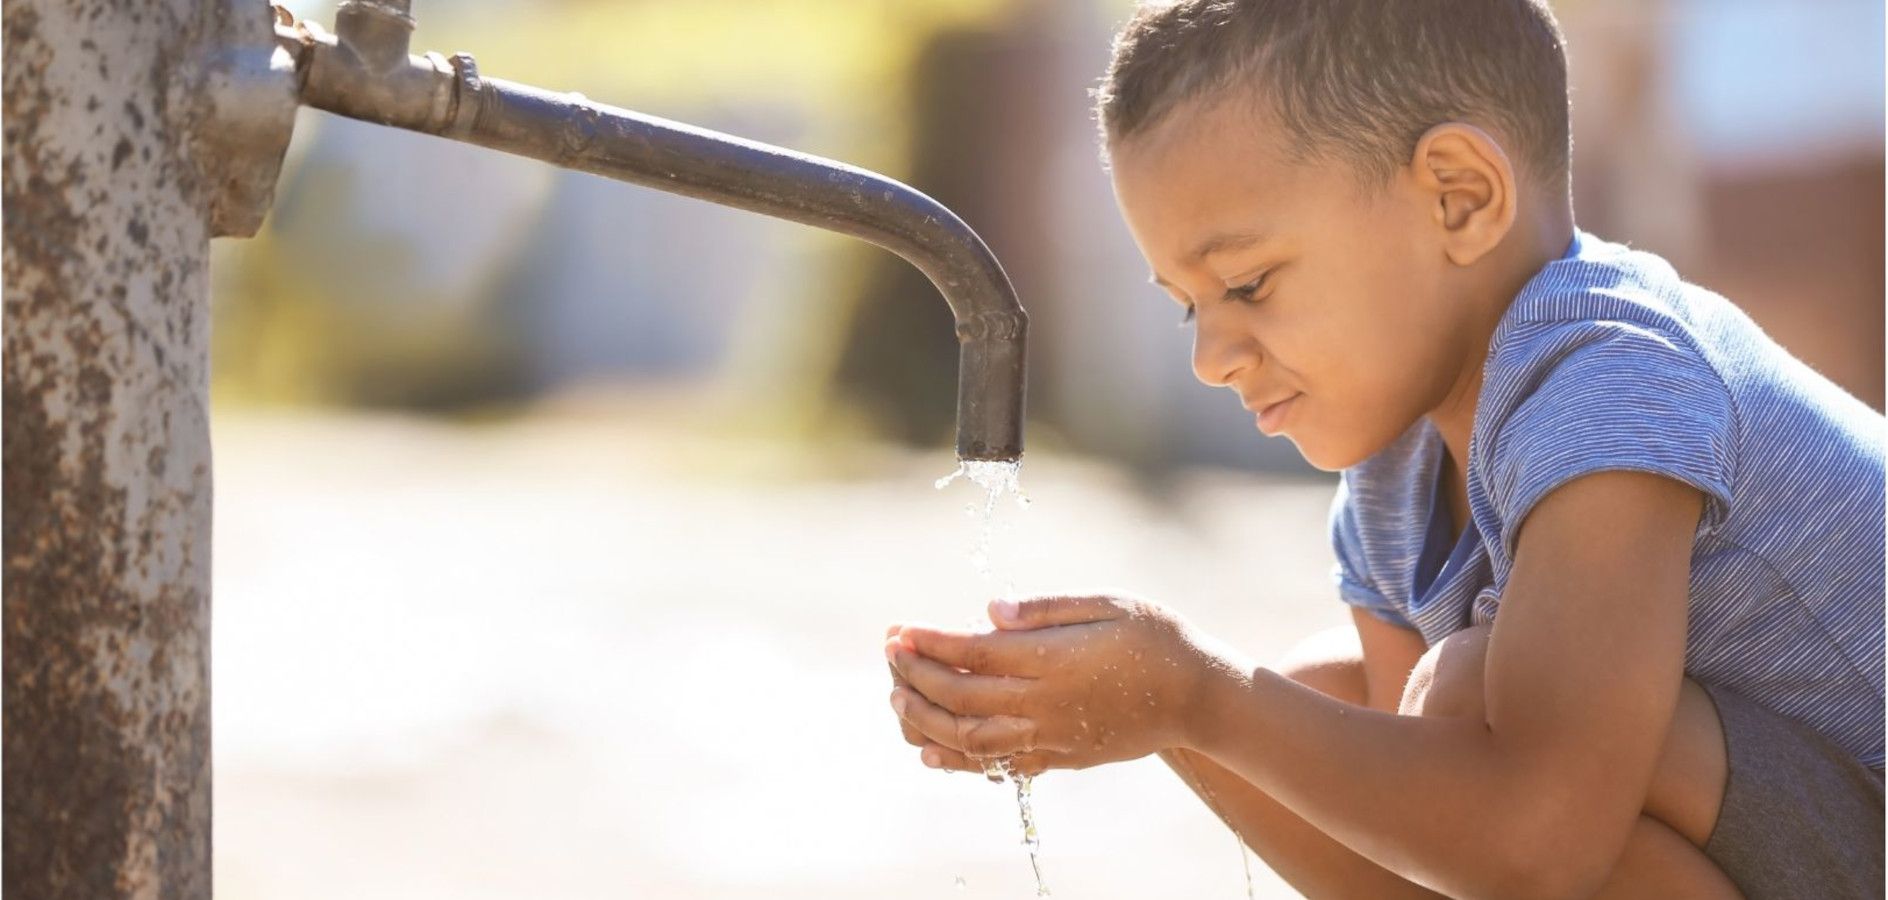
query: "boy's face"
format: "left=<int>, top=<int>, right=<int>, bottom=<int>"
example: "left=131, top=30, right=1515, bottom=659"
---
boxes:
left=1109, top=98, right=1483, bottom=471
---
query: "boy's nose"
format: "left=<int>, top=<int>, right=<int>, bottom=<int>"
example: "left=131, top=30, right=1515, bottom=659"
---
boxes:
left=1190, top=319, right=1254, bottom=388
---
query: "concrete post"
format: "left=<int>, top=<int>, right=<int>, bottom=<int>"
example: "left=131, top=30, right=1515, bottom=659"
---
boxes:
left=4, top=0, right=289, bottom=895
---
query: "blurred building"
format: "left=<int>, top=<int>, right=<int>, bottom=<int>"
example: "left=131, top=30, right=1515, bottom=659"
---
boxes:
left=1564, top=0, right=1885, bottom=408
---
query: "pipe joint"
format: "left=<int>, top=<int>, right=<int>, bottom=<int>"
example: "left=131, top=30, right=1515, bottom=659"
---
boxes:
left=295, top=18, right=455, bottom=133
left=956, top=309, right=1029, bottom=343
left=445, top=51, right=484, bottom=138
left=333, top=0, right=415, bottom=74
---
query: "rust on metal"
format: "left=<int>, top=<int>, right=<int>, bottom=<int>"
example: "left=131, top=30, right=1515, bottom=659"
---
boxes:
left=4, top=0, right=287, bottom=895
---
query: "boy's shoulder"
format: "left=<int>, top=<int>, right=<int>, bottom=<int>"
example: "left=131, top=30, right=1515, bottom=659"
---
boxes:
left=1464, top=233, right=1744, bottom=548
left=1488, top=231, right=1725, bottom=376
left=1462, top=228, right=1883, bottom=555
left=1344, top=228, right=1881, bottom=538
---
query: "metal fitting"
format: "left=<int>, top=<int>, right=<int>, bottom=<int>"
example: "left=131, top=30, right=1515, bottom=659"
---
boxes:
left=195, top=0, right=300, bottom=237
left=333, top=0, right=415, bottom=74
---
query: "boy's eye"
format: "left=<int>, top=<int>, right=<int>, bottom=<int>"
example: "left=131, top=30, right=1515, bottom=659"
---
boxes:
left=1224, top=271, right=1271, bottom=303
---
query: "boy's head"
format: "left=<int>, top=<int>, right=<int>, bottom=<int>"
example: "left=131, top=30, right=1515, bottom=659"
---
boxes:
left=1096, top=0, right=1573, bottom=470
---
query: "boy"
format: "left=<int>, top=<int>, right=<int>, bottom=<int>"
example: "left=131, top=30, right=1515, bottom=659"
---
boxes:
left=883, top=1, right=1885, bottom=897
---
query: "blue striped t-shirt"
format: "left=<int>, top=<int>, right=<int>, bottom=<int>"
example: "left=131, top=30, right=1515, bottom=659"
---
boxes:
left=1330, top=230, right=1886, bottom=770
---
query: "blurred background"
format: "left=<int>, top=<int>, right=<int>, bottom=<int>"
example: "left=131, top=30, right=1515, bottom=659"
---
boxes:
left=210, top=0, right=1884, bottom=897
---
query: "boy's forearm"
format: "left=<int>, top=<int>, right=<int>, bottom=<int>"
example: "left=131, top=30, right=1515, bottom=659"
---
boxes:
left=1182, top=662, right=1582, bottom=898
left=1159, top=748, right=1442, bottom=900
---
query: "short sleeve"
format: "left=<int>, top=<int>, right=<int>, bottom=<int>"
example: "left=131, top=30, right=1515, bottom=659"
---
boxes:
left=1329, top=475, right=1416, bottom=628
left=1483, top=321, right=1736, bottom=556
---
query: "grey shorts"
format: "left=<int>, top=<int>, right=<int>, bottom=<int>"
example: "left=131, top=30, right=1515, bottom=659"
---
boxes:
left=1700, top=682, right=1884, bottom=899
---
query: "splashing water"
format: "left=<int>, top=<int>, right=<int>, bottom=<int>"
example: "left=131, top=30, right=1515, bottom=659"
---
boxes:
left=938, top=460, right=1252, bottom=897
left=934, top=460, right=1030, bottom=586
left=1006, top=760, right=1047, bottom=896
left=1170, top=750, right=1256, bottom=900
left=971, top=756, right=1045, bottom=895
left=938, top=459, right=1044, bottom=895
left=1238, top=831, right=1255, bottom=900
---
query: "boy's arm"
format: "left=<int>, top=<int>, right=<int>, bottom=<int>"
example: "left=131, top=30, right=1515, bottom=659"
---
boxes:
left=888, top=470, right=1700, bottom=898
left=1160, top=747, right=1446, bottom=899
left=1155, top=609, right=1438, bottom=899
left=1188, top=470, right=1701, bottom=899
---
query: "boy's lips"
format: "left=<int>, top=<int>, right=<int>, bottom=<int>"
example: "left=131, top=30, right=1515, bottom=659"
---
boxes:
left=1250, top=393, right=1301, bottom=436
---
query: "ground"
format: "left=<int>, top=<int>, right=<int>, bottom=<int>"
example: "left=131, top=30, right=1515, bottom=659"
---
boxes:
left=210, top=396, right=1343, bottom=899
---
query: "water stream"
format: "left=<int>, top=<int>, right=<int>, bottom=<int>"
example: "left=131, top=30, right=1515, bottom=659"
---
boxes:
left=936, top=459, right=1044, bottom=895
left=936, top=459, right=1251, bottom=898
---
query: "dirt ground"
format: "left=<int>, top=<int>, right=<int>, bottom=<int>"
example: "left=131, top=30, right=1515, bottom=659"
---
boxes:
left=211, top=400, right=1346, bottom=899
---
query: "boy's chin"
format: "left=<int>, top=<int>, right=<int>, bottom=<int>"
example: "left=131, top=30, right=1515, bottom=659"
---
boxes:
left=1283, top=433, right=1375, bottom=473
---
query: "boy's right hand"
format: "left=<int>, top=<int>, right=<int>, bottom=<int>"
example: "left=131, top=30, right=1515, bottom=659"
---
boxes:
left=883, top=596, right=1219, bottom=776
left=884, top=625, right=936, bottom=756
left=885, top=623, right=996, bottom=774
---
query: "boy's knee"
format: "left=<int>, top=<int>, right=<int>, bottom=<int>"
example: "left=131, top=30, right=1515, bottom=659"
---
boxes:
left=1399, top=625, right=1492, bottom=718
left=1275, top=625, right=1369, bottom=706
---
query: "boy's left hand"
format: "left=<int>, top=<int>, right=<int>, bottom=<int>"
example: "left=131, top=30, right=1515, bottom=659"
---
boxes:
left=885, top=595, right=1223, bottom=776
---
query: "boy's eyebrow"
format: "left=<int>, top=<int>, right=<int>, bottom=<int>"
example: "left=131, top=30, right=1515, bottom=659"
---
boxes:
left=1149, top=229, right=1270, bottom=289
left=1189, top=229, right=1268, bottom=262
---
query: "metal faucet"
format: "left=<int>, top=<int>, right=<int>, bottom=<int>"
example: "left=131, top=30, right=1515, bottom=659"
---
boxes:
left=273, top=0, right=1028, bottom=460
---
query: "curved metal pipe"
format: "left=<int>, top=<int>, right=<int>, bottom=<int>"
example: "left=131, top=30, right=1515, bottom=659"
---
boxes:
left=285, top=10, right=1026, bottom=460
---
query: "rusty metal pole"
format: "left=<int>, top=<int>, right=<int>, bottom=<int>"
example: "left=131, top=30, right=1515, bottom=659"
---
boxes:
left=3, top=0, right=293, bottom=894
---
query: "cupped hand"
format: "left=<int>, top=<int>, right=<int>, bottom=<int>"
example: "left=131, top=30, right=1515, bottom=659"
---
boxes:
left=884, top=623, right=954, bottom=768
left=884, top=595, right=1221, bottom=776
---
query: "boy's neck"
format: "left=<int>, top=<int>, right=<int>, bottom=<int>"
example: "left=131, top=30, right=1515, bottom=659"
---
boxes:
left=1427, top=197, right=1577, bottom=509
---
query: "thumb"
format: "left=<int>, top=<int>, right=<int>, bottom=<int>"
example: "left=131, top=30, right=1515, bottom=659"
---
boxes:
left=989, top=595, right=1126, bottom=630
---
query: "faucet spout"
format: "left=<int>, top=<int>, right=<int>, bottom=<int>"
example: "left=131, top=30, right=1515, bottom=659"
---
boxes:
left=286, top=16, right=1027, bottom=460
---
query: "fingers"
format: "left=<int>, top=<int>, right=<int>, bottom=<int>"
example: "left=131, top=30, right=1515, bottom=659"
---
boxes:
left=891, top=644, right=1033, bottom=716
left=917, top=742, right=976, bottom=772
left=888, top=625, right=1049, bottom=769
left=1002, top=751, right=1057, bottom=777
left=884, top=628, right=910, bottom=685
left=889, top=686, right=929, bottom=748
left=892, top=684, right=1040, bottom=757
left=892, top=684, right=966, bottom=750
left=916, top=743, right=1058, bottom=778
left=896, top=624, right=1045, bottom=677
left=886, top=627, right=931, bottom=748
left=991, top=595, right=1129, bottom=630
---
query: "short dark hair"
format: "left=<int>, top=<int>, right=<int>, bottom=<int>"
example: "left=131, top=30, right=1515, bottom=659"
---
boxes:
left=1095, top=0, right=1571, bottom=186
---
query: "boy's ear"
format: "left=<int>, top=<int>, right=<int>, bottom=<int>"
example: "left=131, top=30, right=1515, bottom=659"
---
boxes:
left=1408, top=123, right=1518, bottom=267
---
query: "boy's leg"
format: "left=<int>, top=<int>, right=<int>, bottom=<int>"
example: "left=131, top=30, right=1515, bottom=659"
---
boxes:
left=1398, top=624, right=1728, bottom=847
left=1594, top=817, right=1744, bottom=900
left=1399, top=625, right=1740, bottom=896
left=1164, top=624, right=1739, bottom=898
